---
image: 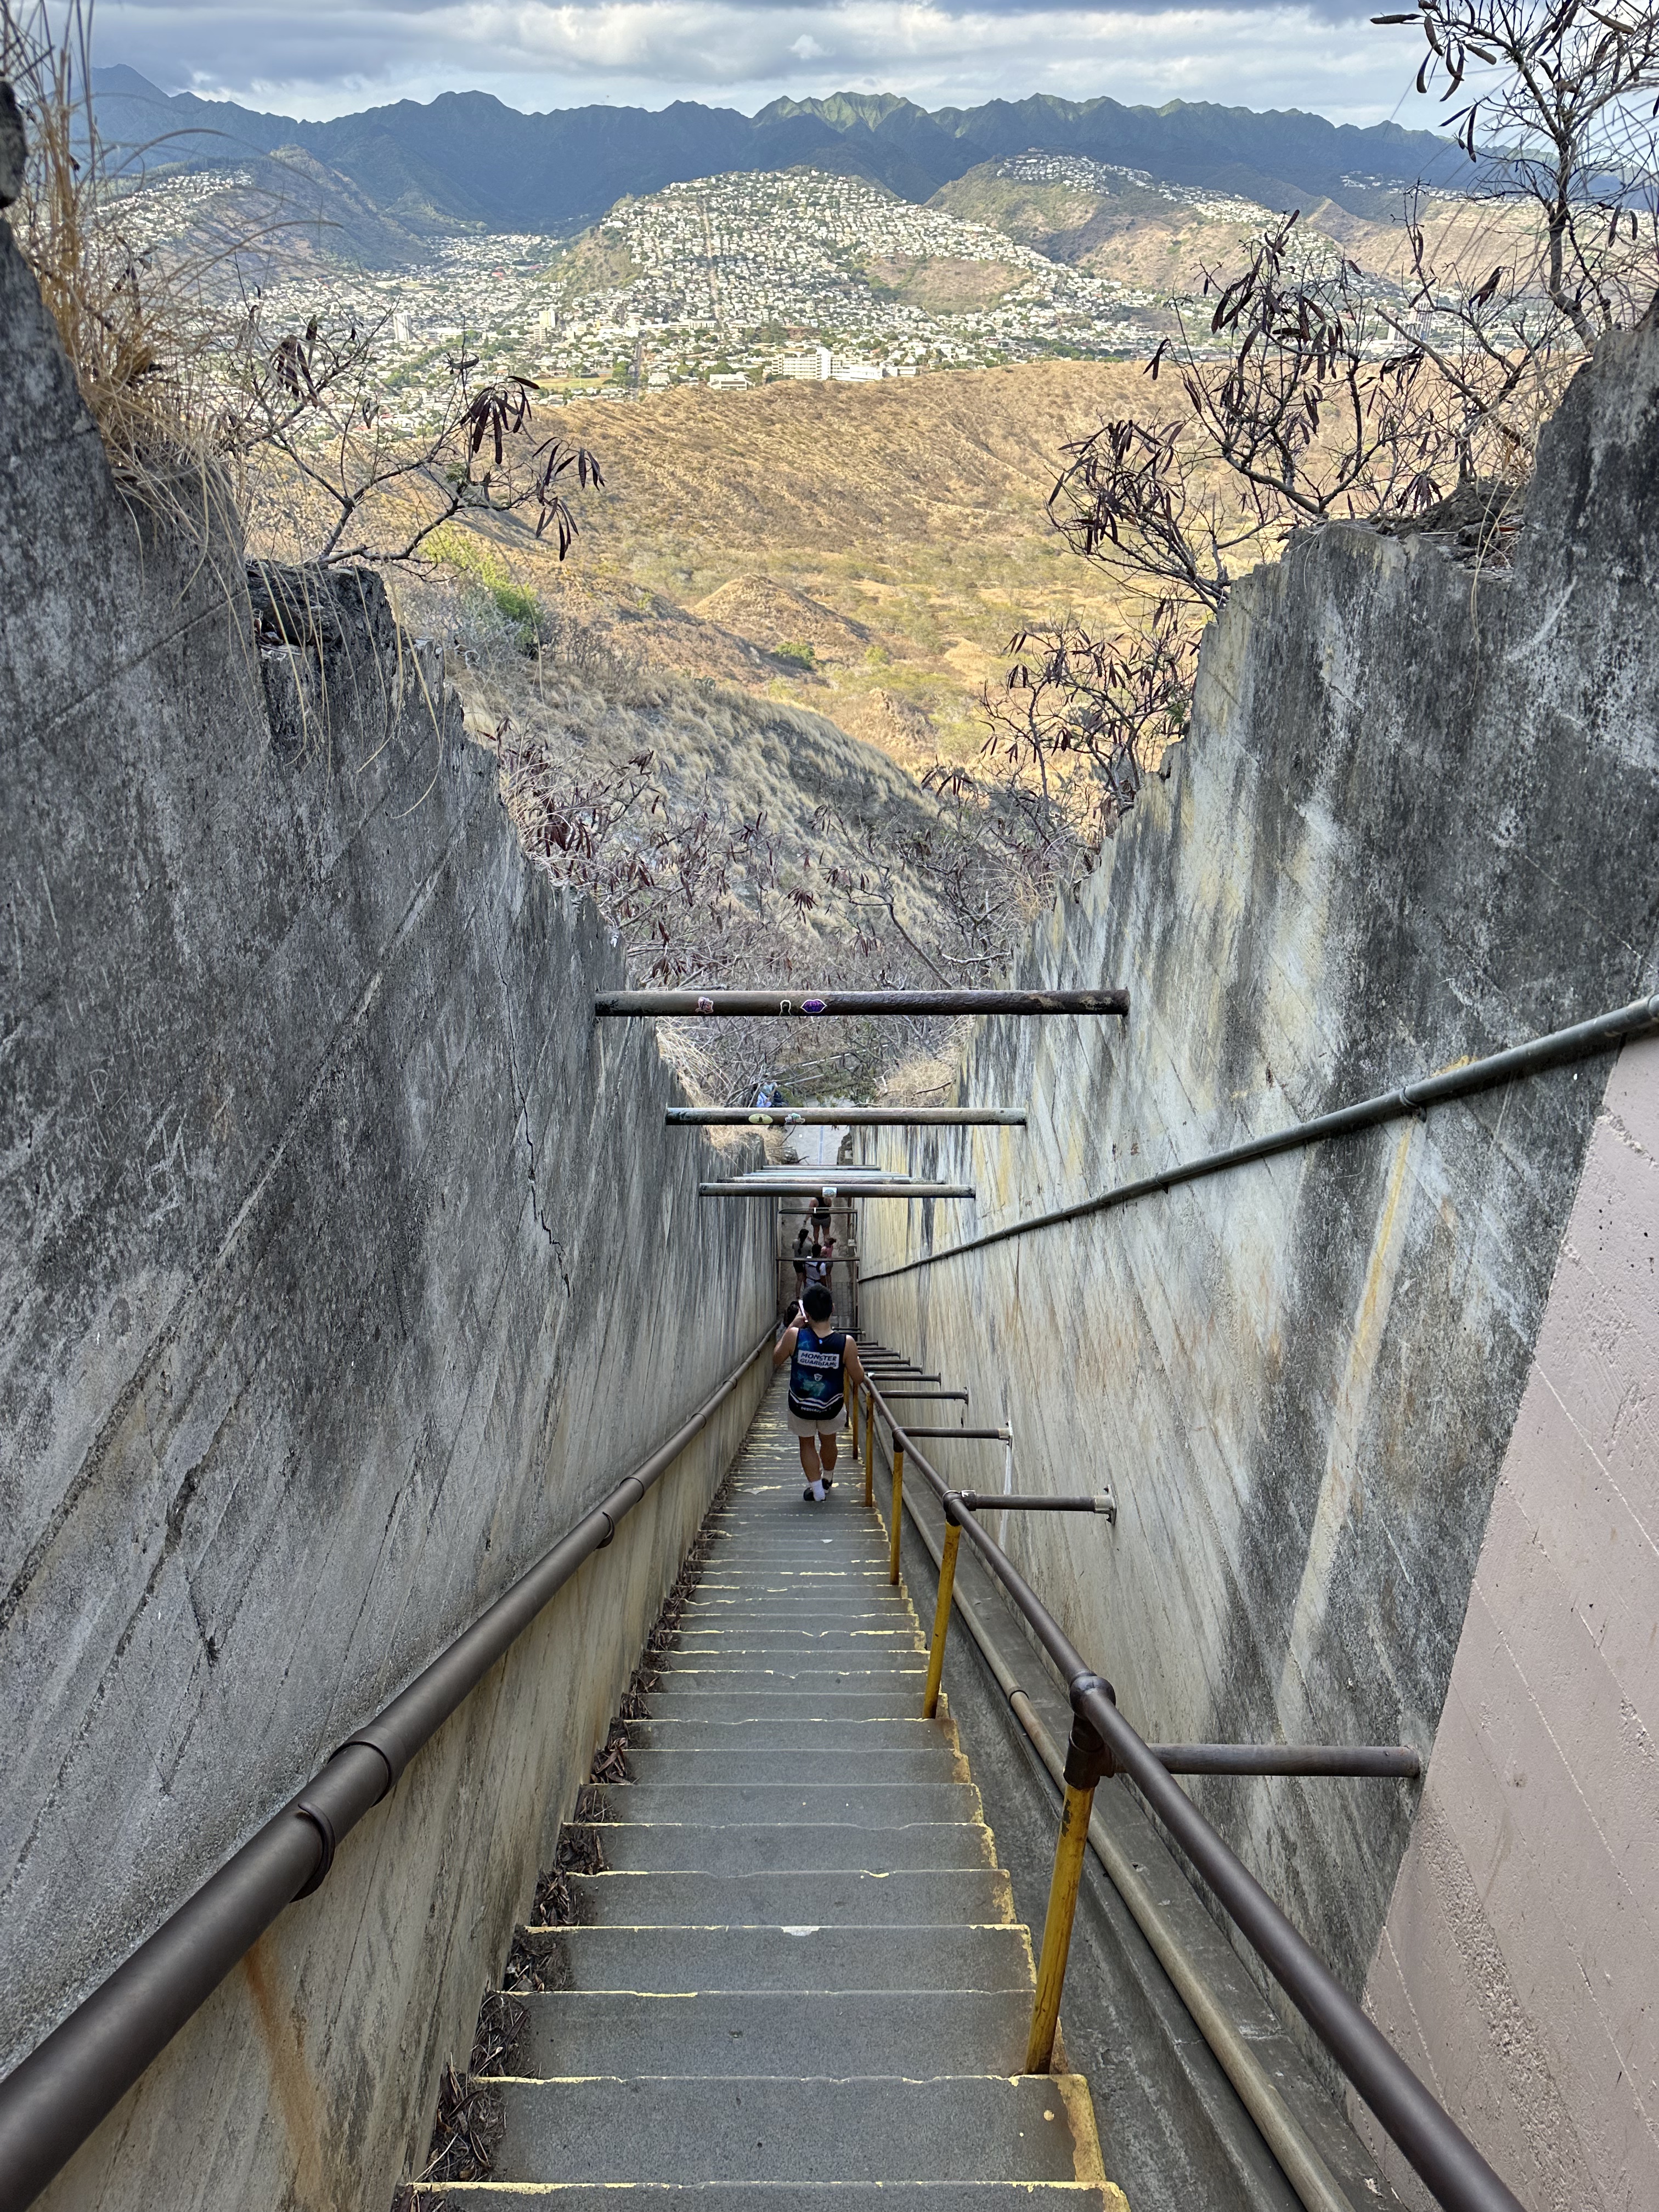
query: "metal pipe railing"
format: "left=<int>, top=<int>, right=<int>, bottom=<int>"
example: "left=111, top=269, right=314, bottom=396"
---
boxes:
left=957, top=1489, right=1114, bottom=1519
left=859, top=1365, right=1524, bottom=2212
left=894, top=1478, right=1358, bottom=2212
left=670, top=1107, right=1028, bottom=1125
left=893, top=1426, right=1008, bottom=1441
left=597, top=989, right=1130, bottom=1018
left=704, top=1180, right=974, bottom=1198
left=1154, top=1745, right=1421, bottom=1778
left=0, top=1325, right=776, bottom=2212
left=862, top=991, right=1659, bottom=1285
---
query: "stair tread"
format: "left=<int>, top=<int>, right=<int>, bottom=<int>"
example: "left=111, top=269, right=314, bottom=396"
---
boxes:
left=450, top=2184, right=1113, bottom=2204
left=528, top=1922, right=1034, bottom=1992
left=592, top=1822, right=997, bottom=1873
left=631, top=1718, right=945, bottom=1747
left=623, top=1748, right=967, bottom=1785
left=555, top=1867, right=1012, bottom=1927
left=594, top=1783, right=981, bottom=1824
left=424, top=1393, right=1118, bottom=2207
left=490, top=2075, right=1100, bottom=2186
left=646, top=1692, right=935, bottom=1718
left=507, top=1989, right=1034, bottom=2078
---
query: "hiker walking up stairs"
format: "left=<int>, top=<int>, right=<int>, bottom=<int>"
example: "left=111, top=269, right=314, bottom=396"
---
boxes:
left=452, top=1375, right=1124, bottom=2204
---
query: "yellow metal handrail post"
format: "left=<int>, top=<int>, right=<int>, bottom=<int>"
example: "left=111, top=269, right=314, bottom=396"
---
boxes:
left=849, top=1388, right=860, bottom=1461
left=922, top=1502, right=962, bottom=1718
left=1026, top=1699, right=1113, bottom=2073
left=888, top=1442, right=906, bottom=1584
left=863, top=1387, right=876, bottom=1506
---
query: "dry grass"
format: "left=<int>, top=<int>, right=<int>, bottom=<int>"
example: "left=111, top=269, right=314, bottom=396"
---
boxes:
left=2, top=3, right=238, bottom=538
left=399, top=359, right=1174, bottom=771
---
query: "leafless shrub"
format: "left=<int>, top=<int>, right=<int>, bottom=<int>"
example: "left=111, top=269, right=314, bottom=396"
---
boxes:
left=1010, top=1, right=1658, bottom=793
left=1380, top=0, right=1659, bottom=340
left=223, top=311, right=602, bottom=567
left=1005, top=1, right=1658, bottom=788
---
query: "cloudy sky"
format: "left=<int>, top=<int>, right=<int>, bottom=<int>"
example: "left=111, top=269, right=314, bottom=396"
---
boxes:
left=95, top=0, right=1424, bottom=129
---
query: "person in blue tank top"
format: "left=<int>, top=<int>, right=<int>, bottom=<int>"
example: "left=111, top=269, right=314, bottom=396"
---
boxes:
left=772, top=1283, right=867, bottom=1504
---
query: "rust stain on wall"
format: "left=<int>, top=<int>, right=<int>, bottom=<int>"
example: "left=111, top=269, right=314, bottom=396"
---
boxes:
left=242, top=1936, right=328, bottom=2208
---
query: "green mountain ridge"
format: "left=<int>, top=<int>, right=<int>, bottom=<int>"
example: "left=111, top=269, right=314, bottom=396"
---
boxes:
left=89, top=69, right=1465, bottom=247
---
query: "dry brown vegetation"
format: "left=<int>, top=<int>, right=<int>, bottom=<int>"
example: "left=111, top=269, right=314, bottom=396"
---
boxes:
left=426, top=359, right=1164, bottom=770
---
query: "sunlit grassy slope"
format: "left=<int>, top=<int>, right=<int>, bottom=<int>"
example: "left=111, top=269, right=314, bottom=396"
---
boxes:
left=479, top=359, right=1161, bottom=763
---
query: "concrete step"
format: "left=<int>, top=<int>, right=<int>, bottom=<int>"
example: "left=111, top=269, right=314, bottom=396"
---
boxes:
left=663, top=1672, right=938, bottom=1707
left=681, top=1596, right=911, bottom=1614
left=534, top=1921, right=1034, bottom=1994
left=594, top=1782, right=983, bottom=1825
left=455, top=2180, right=1112, bottom=2207
left=659, top=1666, right=927, bottom=1688
left=590, top=1820, right=997, bottom=1874
left=690, top=1584, right=896, bottom=1596
left=667, top=1644, right=924, bottom=1664
left=646, top=1690, right=932, bottom=1721
left=490, top=2074, right=1099, bottom=2186
left=671, top=1627, right=921, bottom=1645
left=623, top=1747, right=968, bottom=1786
left=675, top=1615, right=915, bottom=1633
left=631, top=1716, right=949, bottom=1748
left=508, top=1987, right=1035, bottom=2079
left=556, top=1865, right=1012, bottom=1927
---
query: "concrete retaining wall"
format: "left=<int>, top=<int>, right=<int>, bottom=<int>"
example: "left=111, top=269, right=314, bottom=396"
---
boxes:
left=859, top=316, right=1659, bottom=2203
left=0, top=210, right=772, bottom=2207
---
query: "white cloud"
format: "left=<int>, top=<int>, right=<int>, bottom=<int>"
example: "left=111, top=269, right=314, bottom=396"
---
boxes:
left=95, top=0, right=1421, bottom=127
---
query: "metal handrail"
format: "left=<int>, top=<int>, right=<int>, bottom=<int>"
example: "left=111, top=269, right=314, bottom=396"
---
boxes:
left=862, top=991, right=1659, bottom=1285
left=856, top=1362, right=1524, bottom=2212
left=669, top=1107, right=1029, bottom=1125
left=597, top=988, right=1130, bottom=1017
left=0, top=1325, right=776, bottom=2212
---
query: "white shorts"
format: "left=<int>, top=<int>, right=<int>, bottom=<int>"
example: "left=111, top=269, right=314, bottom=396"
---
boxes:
left=788, top=1407, right=844, bottom=1438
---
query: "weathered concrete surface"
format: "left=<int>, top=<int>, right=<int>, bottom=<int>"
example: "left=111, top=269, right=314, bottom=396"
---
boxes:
left=860, top=309, right=1659, bottom=2201
left=0, top=206, right=772, bottom=2207
left=1357, top=1030, right=1659, bottom=2211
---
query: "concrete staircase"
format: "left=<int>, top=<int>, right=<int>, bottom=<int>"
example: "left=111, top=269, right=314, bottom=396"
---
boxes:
left=451, top=1382, right=1122, bottom=2205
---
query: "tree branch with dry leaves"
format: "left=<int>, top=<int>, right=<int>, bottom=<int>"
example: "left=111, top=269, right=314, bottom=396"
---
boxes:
left=223, top=309, right=603, bottom=567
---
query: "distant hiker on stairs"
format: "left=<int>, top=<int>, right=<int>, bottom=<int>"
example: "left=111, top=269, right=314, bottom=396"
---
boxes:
left=774, top=1283, right=865, bottom=1504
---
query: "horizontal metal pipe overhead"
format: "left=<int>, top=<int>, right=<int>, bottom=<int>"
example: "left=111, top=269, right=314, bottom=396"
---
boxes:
left=0, top=1327, right=776, bottom=2212
left=863, top=991, right=1659, bottom=1285
left=1152, top=1745, right=1422, bottom=1778
left=668, top=1107, right=1028, bottom=1126
left=883, top=1390, right=969, bottom=1402
left=597, top=988, right=1129, bottom=1017
left=701, top=1182, right=974, bottom=1198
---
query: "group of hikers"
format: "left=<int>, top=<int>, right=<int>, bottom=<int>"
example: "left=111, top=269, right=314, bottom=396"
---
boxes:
left=791, top=1218, right=838, bottom=1297
left=775, top=1200, right=864, bottom=1504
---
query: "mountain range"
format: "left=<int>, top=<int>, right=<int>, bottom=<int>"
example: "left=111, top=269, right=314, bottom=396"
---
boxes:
left=91, top=70, right=1463, bottom=239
